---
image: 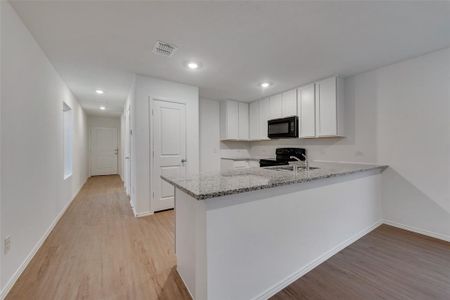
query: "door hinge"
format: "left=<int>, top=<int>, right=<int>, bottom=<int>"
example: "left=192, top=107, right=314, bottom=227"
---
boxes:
left=152, top=150, right=154, bottom=158
left=152, top=192, right=155, bottom=199
left=152, top=109, right=154, bottom=116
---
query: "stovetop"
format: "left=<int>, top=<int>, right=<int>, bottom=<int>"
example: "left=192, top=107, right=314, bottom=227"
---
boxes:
left=259, top=148, right=306, bottom=167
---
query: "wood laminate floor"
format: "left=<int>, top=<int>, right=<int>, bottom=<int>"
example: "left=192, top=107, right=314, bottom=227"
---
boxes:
left=7, top=175, right=450, bottom=300
left=272, top=225, right=450, bottom=300
left=6, top=175, right=191, bottom=300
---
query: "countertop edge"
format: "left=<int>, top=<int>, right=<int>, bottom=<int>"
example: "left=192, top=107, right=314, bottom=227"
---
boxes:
left=161, top=165, right=388, bottom=200
left=220, top=157, right=271, bottom=161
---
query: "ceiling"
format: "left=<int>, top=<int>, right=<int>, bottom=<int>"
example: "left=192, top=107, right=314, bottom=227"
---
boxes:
left=11, top=1, right=450, bottom=116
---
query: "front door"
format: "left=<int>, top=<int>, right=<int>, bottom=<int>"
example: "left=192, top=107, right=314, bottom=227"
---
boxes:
left=90, top=127, right=118, bottom=176
left=152, top=100, right=186, bottom=212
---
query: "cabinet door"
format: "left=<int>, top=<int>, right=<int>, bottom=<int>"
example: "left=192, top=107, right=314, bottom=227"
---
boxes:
left=249, top=101, right=260, bottom=140
left=298, top=84, right=316, bottom=138
left=316, top=77, right=337, bottom=136
left=238, top=102, right=249, bottom=140
left=220, top=100, right=239, bottom=140
left=259, top=98, right=270, bottom=139
left=282, top=89, right=297, bottom=117
left=269, top=94, right=282, bottom=120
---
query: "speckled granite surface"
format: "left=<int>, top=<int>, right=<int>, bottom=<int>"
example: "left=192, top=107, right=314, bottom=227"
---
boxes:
left=220, top=157, right=261, bottom=161
left=161, top=162, right=388, bottom=200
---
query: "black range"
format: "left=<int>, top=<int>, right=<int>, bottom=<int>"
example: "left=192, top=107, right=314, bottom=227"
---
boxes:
left=259, top=148, right=306, bottom=167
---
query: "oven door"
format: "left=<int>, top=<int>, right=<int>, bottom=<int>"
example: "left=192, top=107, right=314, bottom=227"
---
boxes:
left=268, top=116, right=298, bottom=139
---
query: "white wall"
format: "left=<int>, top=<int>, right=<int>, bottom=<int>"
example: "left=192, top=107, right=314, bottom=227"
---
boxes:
left=87, top=115, right=121, bottom=176
left=0, top=2, right=89, bottom=295
left=0, top=0, right=4, bottom=284
left=373, top=48, right=450, bottom=240
left=133, top=75, right=199, bottom=215
left=199, top=99, right=220, bottom=173
left=87, top=115, right=121, bottom=128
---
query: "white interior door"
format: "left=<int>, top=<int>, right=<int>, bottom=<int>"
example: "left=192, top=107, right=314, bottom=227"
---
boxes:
left=90, top=127, right=118, bottom=176
left=152, top=100, right=186, bottom=212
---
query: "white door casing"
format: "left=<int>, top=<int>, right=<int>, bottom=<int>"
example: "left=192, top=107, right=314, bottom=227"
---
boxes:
left=90, top=127, right=118, bottom=176
left=152, top=100, right=187, bottom=212
left=124, top=104, right=132, bottom=196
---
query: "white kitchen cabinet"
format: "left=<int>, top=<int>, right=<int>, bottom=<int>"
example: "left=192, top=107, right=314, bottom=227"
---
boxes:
left=269, top=94, right=282, bottom=120
left=220, top=100, right=249, bottom=140
left=220, top=100, right=239, bottom=140
left=281, top=89, right=297, bottom=117
left=249, top=101, right=260, bottom=140
left=315, top=77, right=344, bottom=137
left=259, top=97, right=270, bottom=140
left=297, top=76, right=344, bottom=138
left=298, top=84, right=316, bottom=138
left=248, top=76, right=343, bottom=141
left=238, top=102, right=249, bottom=140
left=250, top=98, right=270, bottom=141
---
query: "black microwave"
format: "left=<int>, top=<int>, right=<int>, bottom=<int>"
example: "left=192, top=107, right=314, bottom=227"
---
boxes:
left=268, top=116, right=299, bottom=139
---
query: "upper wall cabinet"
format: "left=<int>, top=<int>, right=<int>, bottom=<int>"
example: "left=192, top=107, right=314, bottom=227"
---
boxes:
left=220, top=100, right=249, bottom=141
left=298, top=76, right=344, bottom=138
left=238, top=102, right=249, bottom=140
left=281, top=89, right=297, bottom=117
left=249, top=101, right=260, bottom=140
left=249, top=76, right=344, bottom=141
left=269, top=94, right=282, bottom=120
left=249, top=97, right=271, bottom=141
left=315, top=77, right=344, bottom=137
left=259, top=98, right=270, bottom=140
left=268, top=89, right=298, bottom=120
left=298, top=84, right=316, bottom=138
left=248, top=89, right=298, bottom=141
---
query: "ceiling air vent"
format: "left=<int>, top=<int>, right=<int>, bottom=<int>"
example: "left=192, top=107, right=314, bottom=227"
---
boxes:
left=152, top=41, right=177, bottom=57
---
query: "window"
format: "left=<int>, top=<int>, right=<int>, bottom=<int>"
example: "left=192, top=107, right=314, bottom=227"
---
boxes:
left=63, top=102, right=73, bottom=179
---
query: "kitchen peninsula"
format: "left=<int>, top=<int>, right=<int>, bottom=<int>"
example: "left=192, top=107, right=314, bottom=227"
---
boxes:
left=162, top=162, right=387, bottom=300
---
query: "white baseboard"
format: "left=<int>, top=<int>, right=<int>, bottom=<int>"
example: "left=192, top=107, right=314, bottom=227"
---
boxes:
left=252, top=220, right=383, bottom=300
left=0, top=177, right=88, bottom=300
left=134, top=210, right=154, bottom=218
left=177, top=267, right=194, bottom=300
left=383, top=219, right=450, bottom=242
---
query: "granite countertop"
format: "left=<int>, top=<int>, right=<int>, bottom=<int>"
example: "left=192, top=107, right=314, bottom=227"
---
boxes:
left=220, top=156, right=274, bottom=161
left=161, top=162, right=388, bottom=200
left=221, top=157, right=259, bottom=161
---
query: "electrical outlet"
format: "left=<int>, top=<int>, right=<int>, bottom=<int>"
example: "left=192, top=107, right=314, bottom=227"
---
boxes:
left=4, top=236, right=11, bottom=254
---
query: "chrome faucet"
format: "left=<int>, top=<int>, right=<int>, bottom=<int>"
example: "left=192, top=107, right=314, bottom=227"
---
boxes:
left=302, top=153, right=310, bottom=172
left=290, top=156, right=303, bottom=173
left=289, top=156, right=302, bottom=162
left=289, top=154, right=310, bottom=172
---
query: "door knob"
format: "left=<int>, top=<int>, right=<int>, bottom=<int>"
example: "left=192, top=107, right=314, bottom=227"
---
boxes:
left=181, top=159, right=187, bottom=163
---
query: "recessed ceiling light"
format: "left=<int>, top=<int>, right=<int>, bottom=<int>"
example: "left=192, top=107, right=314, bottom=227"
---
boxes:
left=99, top=106, right=106, bottom=110
left=187, top=62, right=199, bottom=70
left=96, top=89, right=104, bottom=95
left=260, top=82, right=271, bottom=88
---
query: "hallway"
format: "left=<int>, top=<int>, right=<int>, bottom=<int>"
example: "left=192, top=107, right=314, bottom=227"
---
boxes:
left=6, top=176, right=190, bottom=300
